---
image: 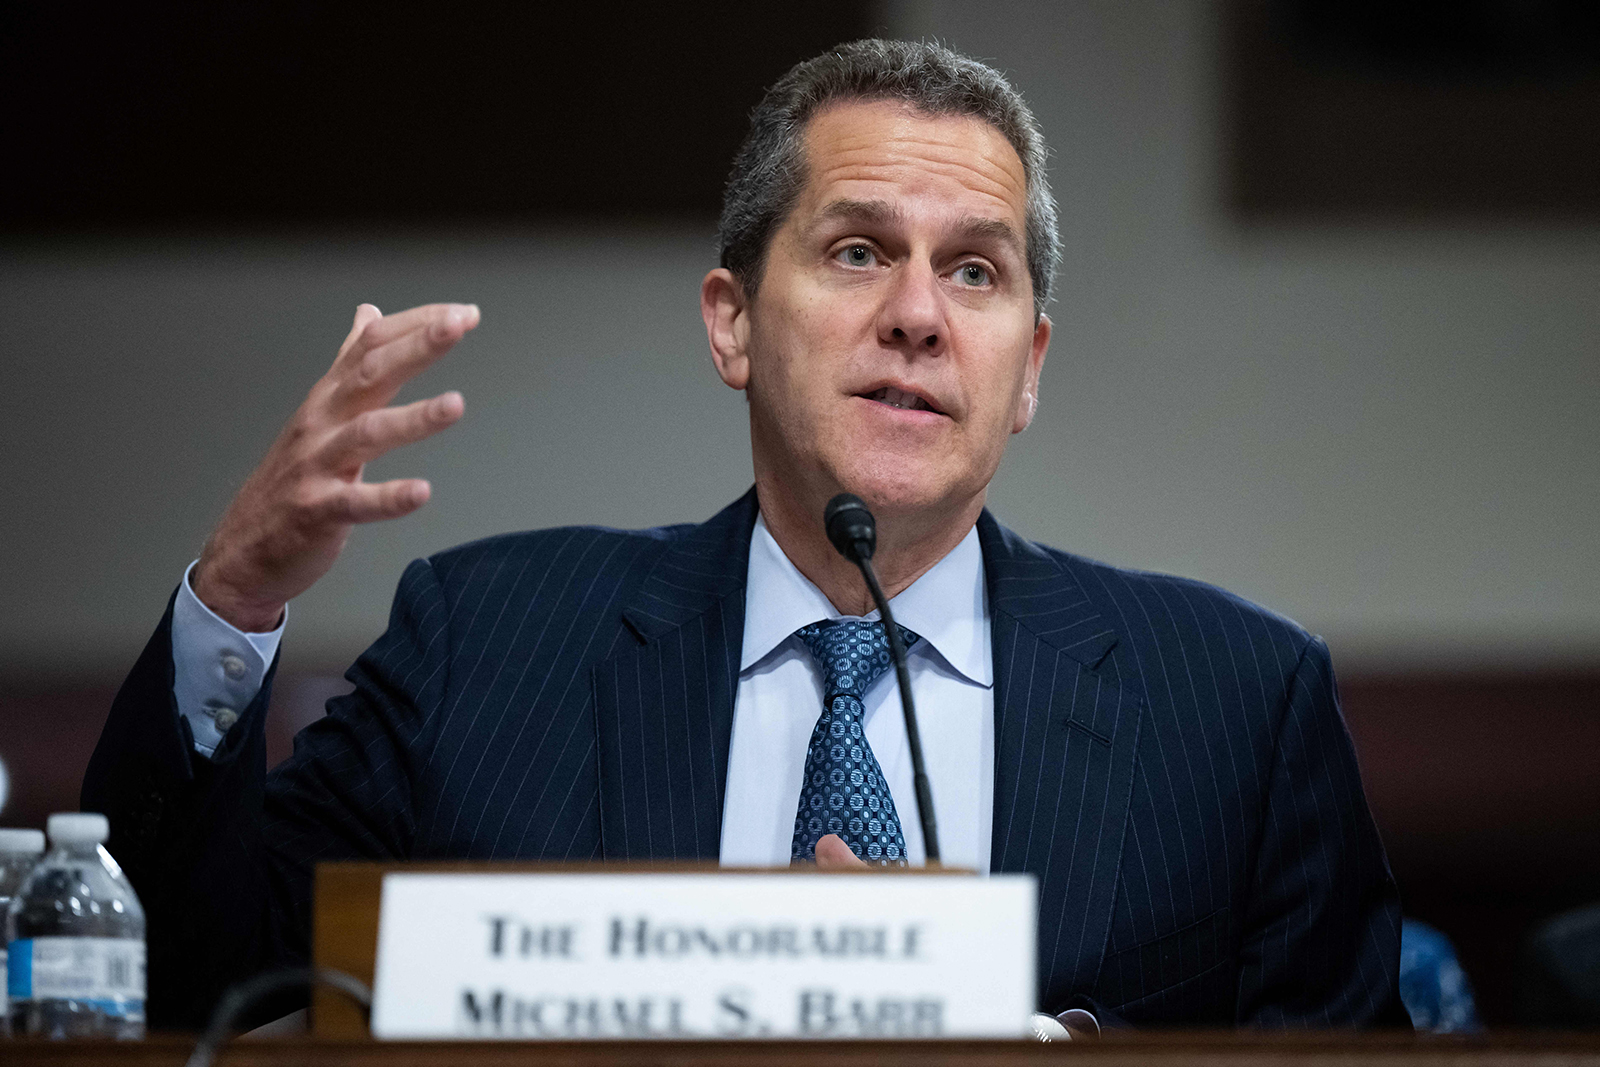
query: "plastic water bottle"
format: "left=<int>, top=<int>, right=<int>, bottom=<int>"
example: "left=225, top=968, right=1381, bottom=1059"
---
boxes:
left=0, top=828, right=47, bottom=1037
left=6, top=813, right=146, bottom=1038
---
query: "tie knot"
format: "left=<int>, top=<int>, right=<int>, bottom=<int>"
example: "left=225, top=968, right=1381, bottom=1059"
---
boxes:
left=794, top=619, right=919, bottom=700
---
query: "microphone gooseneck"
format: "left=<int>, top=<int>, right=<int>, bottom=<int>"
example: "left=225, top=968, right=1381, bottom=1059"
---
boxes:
left=822, top=493, right=941, bottom=865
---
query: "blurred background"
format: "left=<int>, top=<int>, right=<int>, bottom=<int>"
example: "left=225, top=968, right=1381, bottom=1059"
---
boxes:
left=1, top=0, right=1596, bottom=1027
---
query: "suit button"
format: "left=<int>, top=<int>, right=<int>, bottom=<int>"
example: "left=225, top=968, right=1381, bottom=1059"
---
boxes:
left=221, top=653, right=248, bottom=680
left=213, top=707, right=239, bottom=731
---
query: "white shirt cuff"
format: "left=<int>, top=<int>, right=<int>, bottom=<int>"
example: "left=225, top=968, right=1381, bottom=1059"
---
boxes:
left=1030, top=1009, right=1099, bottom=1041
left=171, top=560, right=285, bottom=758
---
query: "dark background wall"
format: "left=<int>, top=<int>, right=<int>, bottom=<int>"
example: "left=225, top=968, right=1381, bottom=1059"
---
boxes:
left=1, top=0, right=1596, bottom=1027
left=0, top=2, right=871, bottom=228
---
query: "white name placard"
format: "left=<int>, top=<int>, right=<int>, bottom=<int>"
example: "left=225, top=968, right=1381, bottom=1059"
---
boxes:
left=370, top=871, right=1036, bottom=1040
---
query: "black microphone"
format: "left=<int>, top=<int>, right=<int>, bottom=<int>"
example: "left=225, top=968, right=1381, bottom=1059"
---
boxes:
left=823, top=493, right=941, bottom=865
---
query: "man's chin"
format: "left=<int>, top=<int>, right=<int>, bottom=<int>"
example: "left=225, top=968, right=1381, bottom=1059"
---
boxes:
left=831, top=467, right=979, bottom=526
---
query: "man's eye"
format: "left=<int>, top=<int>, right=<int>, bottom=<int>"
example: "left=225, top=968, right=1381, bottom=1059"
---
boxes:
left=957, top=264, right=992, bottom=286
left=837, top=245, right=875, bottom=267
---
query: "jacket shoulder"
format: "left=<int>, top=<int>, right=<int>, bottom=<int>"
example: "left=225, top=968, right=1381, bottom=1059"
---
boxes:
left=1007, top=533, right=1322, bottom=688
left=385, top=521, right=705, bottom=643
left=424, top=521, right=694, bottom=586
left=1060, top=546, right=1309, bottom=640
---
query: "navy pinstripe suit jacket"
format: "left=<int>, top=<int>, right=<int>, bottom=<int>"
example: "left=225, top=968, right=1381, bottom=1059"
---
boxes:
left=85, top=489, right=1406, bottom=1029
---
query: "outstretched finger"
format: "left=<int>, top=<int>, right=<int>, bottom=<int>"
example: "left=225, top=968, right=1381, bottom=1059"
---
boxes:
left=334, top=303, right=479, bottom=405
left=321, top=391, right=465, bottom=469
left=326, top=304, right=385, bottom=371
left=334, top=304, right=384, bottom=361
left=326, top=478, right=434, bottom=524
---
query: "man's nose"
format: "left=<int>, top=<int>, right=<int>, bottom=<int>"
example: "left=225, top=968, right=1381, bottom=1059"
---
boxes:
left=876, top=262, right=946, bottom=355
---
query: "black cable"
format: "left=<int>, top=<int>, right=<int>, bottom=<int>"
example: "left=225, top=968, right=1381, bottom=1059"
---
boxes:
left=822, top=492, right=943, bottom=866
left=855, top=554, right=941, bottom=865
left=184, top=966, right=372, bottom=1067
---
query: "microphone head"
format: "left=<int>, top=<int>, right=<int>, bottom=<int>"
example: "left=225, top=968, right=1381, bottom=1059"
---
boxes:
left=824, top=493, right=876, bottom=562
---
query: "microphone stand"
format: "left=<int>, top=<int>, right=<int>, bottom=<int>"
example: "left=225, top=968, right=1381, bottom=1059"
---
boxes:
left=824, top=494, right=941, bottom=865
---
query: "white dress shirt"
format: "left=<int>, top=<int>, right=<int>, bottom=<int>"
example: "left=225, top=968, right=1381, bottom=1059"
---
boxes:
left=720, top=514, right=994, bottom=871
left=169, top=513, right=995, bottom=868
left=171, top=561, right=282, bottom=757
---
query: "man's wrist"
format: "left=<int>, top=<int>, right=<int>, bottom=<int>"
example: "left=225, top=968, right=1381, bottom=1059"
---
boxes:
left=173, top=561, right=285, bottom=758
left=189, top=563, right=285, bottom=634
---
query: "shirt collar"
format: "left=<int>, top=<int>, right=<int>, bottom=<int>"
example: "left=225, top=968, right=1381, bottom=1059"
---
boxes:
left=740, top=511, right=992, bottom=687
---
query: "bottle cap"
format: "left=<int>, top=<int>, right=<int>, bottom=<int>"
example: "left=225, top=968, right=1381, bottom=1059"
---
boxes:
left=46, top=812, right=110, bottom=845
left=0, top=828, right=46, bottom=854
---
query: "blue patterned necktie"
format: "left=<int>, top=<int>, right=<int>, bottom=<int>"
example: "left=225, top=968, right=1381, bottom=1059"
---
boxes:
left=791, top=618, right=920, bottom=866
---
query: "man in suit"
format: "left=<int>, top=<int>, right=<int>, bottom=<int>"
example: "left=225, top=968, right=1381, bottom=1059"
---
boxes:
left=85, top=40, right=1407, bottom=1030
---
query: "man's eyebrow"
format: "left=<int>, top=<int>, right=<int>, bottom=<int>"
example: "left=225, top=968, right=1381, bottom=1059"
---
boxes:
left=809, top=198, right=904, bottom=233
left=808, top=198, right=1025, bottom=259
left=951, top=215, right=1025, bottom=260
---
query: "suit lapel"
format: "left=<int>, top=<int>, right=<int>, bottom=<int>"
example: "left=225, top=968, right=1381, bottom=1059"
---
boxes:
left=980, top=512, right=1145, bottom=1003
left=590, top=492, right=1144, bottom=1006
left=593, top=491, right=757, bottom=861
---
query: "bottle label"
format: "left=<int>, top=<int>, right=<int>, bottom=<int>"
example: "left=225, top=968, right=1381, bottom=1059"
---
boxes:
left=6, top=937, right=146, bottom=1017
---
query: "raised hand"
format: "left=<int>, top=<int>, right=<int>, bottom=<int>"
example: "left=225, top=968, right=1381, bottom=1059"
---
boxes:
left=191, top=302, right=479, bottom=632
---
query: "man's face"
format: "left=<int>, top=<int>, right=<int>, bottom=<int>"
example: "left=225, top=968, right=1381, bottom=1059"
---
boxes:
left=710, top=99, right=1050, bottom=527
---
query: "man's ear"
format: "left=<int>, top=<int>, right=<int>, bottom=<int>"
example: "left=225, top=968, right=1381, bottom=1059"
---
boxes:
left=1012, top=312, right=1051, bottom=434
left=702, top=268, right=751, bottom=391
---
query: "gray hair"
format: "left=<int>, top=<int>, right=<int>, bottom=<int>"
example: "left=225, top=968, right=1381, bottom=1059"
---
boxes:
left=717, top=39, right=1059, bottom=318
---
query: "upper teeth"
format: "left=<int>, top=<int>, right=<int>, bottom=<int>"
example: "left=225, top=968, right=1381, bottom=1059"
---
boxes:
left=871, top=386, right=929, bottom=411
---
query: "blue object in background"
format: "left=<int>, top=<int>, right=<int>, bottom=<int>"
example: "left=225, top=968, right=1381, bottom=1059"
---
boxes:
left=1400, top=918, right=1482, bottom=1032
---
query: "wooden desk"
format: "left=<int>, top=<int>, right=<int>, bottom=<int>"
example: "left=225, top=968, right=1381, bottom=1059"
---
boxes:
left=5, top=1033, right=1600, bottom=1067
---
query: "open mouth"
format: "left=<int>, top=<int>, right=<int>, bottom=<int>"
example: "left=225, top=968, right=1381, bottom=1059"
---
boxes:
left=862, top=385, right=940, bottom=413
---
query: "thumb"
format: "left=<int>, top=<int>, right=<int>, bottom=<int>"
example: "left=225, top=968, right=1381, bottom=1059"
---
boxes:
left=815, top=834, right=869, bottom=869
